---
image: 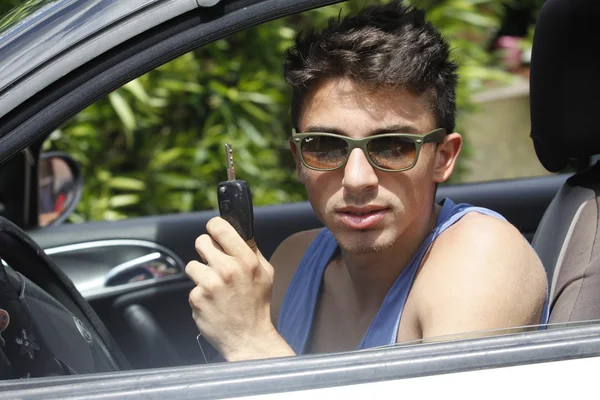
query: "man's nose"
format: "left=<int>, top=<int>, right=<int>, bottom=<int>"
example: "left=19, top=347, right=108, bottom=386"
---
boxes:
left=342, top=148, right=379, bottom=192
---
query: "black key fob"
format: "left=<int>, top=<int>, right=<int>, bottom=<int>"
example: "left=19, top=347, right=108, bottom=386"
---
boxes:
left=217, top=144, right=255, bottom=242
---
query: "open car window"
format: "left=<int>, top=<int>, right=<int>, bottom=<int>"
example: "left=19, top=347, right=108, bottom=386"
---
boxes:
left=0, top=0, right=600, bottom=396
left=34, top=0, right=557, bottom=223
left=32, top=0, right=586, bottom=352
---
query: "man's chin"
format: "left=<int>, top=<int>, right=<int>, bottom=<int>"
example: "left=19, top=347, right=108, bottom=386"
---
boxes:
left=335, top=231, right=396, bottom=254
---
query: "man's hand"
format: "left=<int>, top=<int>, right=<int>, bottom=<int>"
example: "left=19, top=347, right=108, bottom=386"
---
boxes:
left=186, top=217, right=295, bottom=361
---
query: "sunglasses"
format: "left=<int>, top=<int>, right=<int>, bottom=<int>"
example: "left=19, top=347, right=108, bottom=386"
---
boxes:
left=290, top=128, right=446, bottom=172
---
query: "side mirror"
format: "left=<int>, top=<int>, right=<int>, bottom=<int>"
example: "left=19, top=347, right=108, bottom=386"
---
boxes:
left=38, top=152, right=83, bottom=227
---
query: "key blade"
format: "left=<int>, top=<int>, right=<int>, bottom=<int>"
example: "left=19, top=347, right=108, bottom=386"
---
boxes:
left=225, top=143, right=236, bottom=181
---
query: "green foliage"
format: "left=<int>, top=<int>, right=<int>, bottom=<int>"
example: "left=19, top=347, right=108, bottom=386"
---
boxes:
left=1, top=0, right=529, bottom=222
left=43, top=19, right=305, bottom=222
left=415, top=0, right=518, bottom=182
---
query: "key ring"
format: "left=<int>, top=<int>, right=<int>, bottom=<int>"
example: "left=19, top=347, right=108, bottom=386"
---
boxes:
left=196, top=333, right=208, bottom=364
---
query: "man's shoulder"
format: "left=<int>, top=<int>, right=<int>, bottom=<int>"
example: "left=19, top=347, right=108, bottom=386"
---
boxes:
left=436, top=210, right=531, bottom=253
left=428, top=210, right=544, bottom=276
left=270, top=228, right=324, bottom=326
left=409, top=210, right=548, bottom=339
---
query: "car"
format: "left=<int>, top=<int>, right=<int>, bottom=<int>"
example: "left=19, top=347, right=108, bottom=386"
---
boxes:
left=0, top=0, right=599, bottom=398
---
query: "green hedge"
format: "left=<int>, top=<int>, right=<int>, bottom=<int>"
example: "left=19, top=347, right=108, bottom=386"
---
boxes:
left=1, top=0, right=524, bottom=222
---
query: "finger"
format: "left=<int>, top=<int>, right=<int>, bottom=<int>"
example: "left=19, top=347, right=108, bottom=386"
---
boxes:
left=194, top=233, right=227, bottom=266
left=206, top=218, right=267, bottom=276
left=189, top=286, right=204, bottom=312
left=187, top=262, right=222, bottom=302
left=206, top=217, right=253, bottom=258
left=195, top=234, right=239, bottom=280
left=185, top=260, right=213, bottom=286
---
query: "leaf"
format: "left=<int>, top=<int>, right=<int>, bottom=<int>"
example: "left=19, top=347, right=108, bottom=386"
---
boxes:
left=208, top=81, right=230, bottom=96
left=168, top=192, right=194, bottom=212
left=278, top=26, right=295, bottom=39
left=109, top=194, right=141, bottom=208
left=96, top=169, right=112, bottom=182
left=108, top=91, right=136, bottom=148
left=239, top=101, right=270, bottom=122
left=123, top=79, right=151, bottom=104
left=103, top=210, right=128, bottom=221
left=108, top=177, right=146, bottom=191
left=155, top=173, right=205, bottom=189
left=68, top=124, right=96, bottom=138
left=451, top=9, right=498, bottom=28
left=195, top=147, right=209, bottom=164
left=226, top=87, right=239, bottom=102
left=238, top=92, right=276, bottom=105
left=238, top=118, right=268, bottom=147
left=67, top=212, right=85, bottom=224
left=149, top=148, right=186, bottom=170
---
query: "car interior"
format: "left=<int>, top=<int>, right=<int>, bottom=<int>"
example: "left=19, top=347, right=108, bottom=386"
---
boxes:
left=0, top=0, right=598, bottom=383
left=528, top=0, right=600, bottom=325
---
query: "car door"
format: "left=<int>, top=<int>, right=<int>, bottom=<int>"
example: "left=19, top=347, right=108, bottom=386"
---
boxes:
left=2, top=320, right=600, bottom=398
left=22, top=172, right=567, bottom=368
left=0, top=0, right=571, bottom=370
left=3, top=0, right=600, bottom=397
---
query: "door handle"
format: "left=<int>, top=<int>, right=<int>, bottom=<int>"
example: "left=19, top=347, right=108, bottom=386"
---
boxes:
left=104, top=251, right=181, bottom=287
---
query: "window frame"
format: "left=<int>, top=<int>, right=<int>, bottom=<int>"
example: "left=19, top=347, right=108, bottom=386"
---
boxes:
left=1, top=0, right=599, bottom=396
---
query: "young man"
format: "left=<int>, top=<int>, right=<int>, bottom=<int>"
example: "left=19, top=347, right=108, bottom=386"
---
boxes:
left=186, top=1, right=548, bottom=361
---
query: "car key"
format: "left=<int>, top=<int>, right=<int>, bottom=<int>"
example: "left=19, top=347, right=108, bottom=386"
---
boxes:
left=196, top=144, right=255, bottom=362
left=217, top=143, right=255, bottom=246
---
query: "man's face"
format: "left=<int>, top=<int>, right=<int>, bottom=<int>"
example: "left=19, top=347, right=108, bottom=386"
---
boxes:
left=292, top=77, right=459, bottom=254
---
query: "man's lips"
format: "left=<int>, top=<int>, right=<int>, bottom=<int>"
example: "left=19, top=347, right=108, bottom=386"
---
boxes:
left=335, top=206, right=389, bottom=229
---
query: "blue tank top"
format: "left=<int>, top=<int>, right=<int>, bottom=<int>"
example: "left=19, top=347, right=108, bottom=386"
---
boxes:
left=277, top=197, right=550, bottom=354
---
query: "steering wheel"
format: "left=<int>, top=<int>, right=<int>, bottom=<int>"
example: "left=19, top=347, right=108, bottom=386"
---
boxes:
left=0, top=216, right=129, bottom=379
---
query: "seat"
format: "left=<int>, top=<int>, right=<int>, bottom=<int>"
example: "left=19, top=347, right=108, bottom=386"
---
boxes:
left=529, top=0, right=600, bottom=323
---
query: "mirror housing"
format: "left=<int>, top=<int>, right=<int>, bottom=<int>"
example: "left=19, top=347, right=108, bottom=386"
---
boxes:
left=38, top=152, right=83, bottom=227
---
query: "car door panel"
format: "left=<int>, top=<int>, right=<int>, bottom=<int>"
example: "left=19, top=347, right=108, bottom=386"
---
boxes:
left=3, top=321, right=600, bottom=398
left=24, top=173, right=567, bottom=368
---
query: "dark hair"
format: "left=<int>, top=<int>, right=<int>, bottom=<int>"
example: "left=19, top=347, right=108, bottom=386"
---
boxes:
left=284, top=1, right=458, bottom=133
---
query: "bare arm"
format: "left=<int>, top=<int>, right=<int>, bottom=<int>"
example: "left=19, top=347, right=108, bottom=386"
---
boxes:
left=412, top=213, right=547, bottom=342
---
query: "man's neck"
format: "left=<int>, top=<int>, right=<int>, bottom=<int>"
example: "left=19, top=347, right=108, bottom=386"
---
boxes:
left=334, top=202, right=441, bottom=311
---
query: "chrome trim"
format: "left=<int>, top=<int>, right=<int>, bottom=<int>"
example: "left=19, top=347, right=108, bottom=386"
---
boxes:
left=105, top=252, right=162, bottom=284
left=104, top=251, right=180, bottom=286
left=196, top=0, right=221, bottom=6
left=44, top=239, right=187, bottom=299
left=83, top=274, right=188, bottom=301
left=45, top=238, right=184, bottom=265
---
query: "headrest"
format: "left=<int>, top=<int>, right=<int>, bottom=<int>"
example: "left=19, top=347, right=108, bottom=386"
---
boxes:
left=530, top=0, right=600, bottom=172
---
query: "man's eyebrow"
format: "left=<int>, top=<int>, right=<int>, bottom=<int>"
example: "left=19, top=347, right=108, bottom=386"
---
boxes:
left=371, top=124, right=421, bottom=135
left=302, top=124, right=422, bottom=136
left=303, top=125, right=346, bottom=135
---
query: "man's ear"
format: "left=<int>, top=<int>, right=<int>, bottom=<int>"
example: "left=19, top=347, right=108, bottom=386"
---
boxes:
left=289, top=138, right=306, bottom=184
left=433, top=133, right=462, bottom=183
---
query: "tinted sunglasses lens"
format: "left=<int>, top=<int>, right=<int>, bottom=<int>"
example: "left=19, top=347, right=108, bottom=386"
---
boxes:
left=300, top=135, right=348, bottom=169
left=367, top=136, right=417, bottom=170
